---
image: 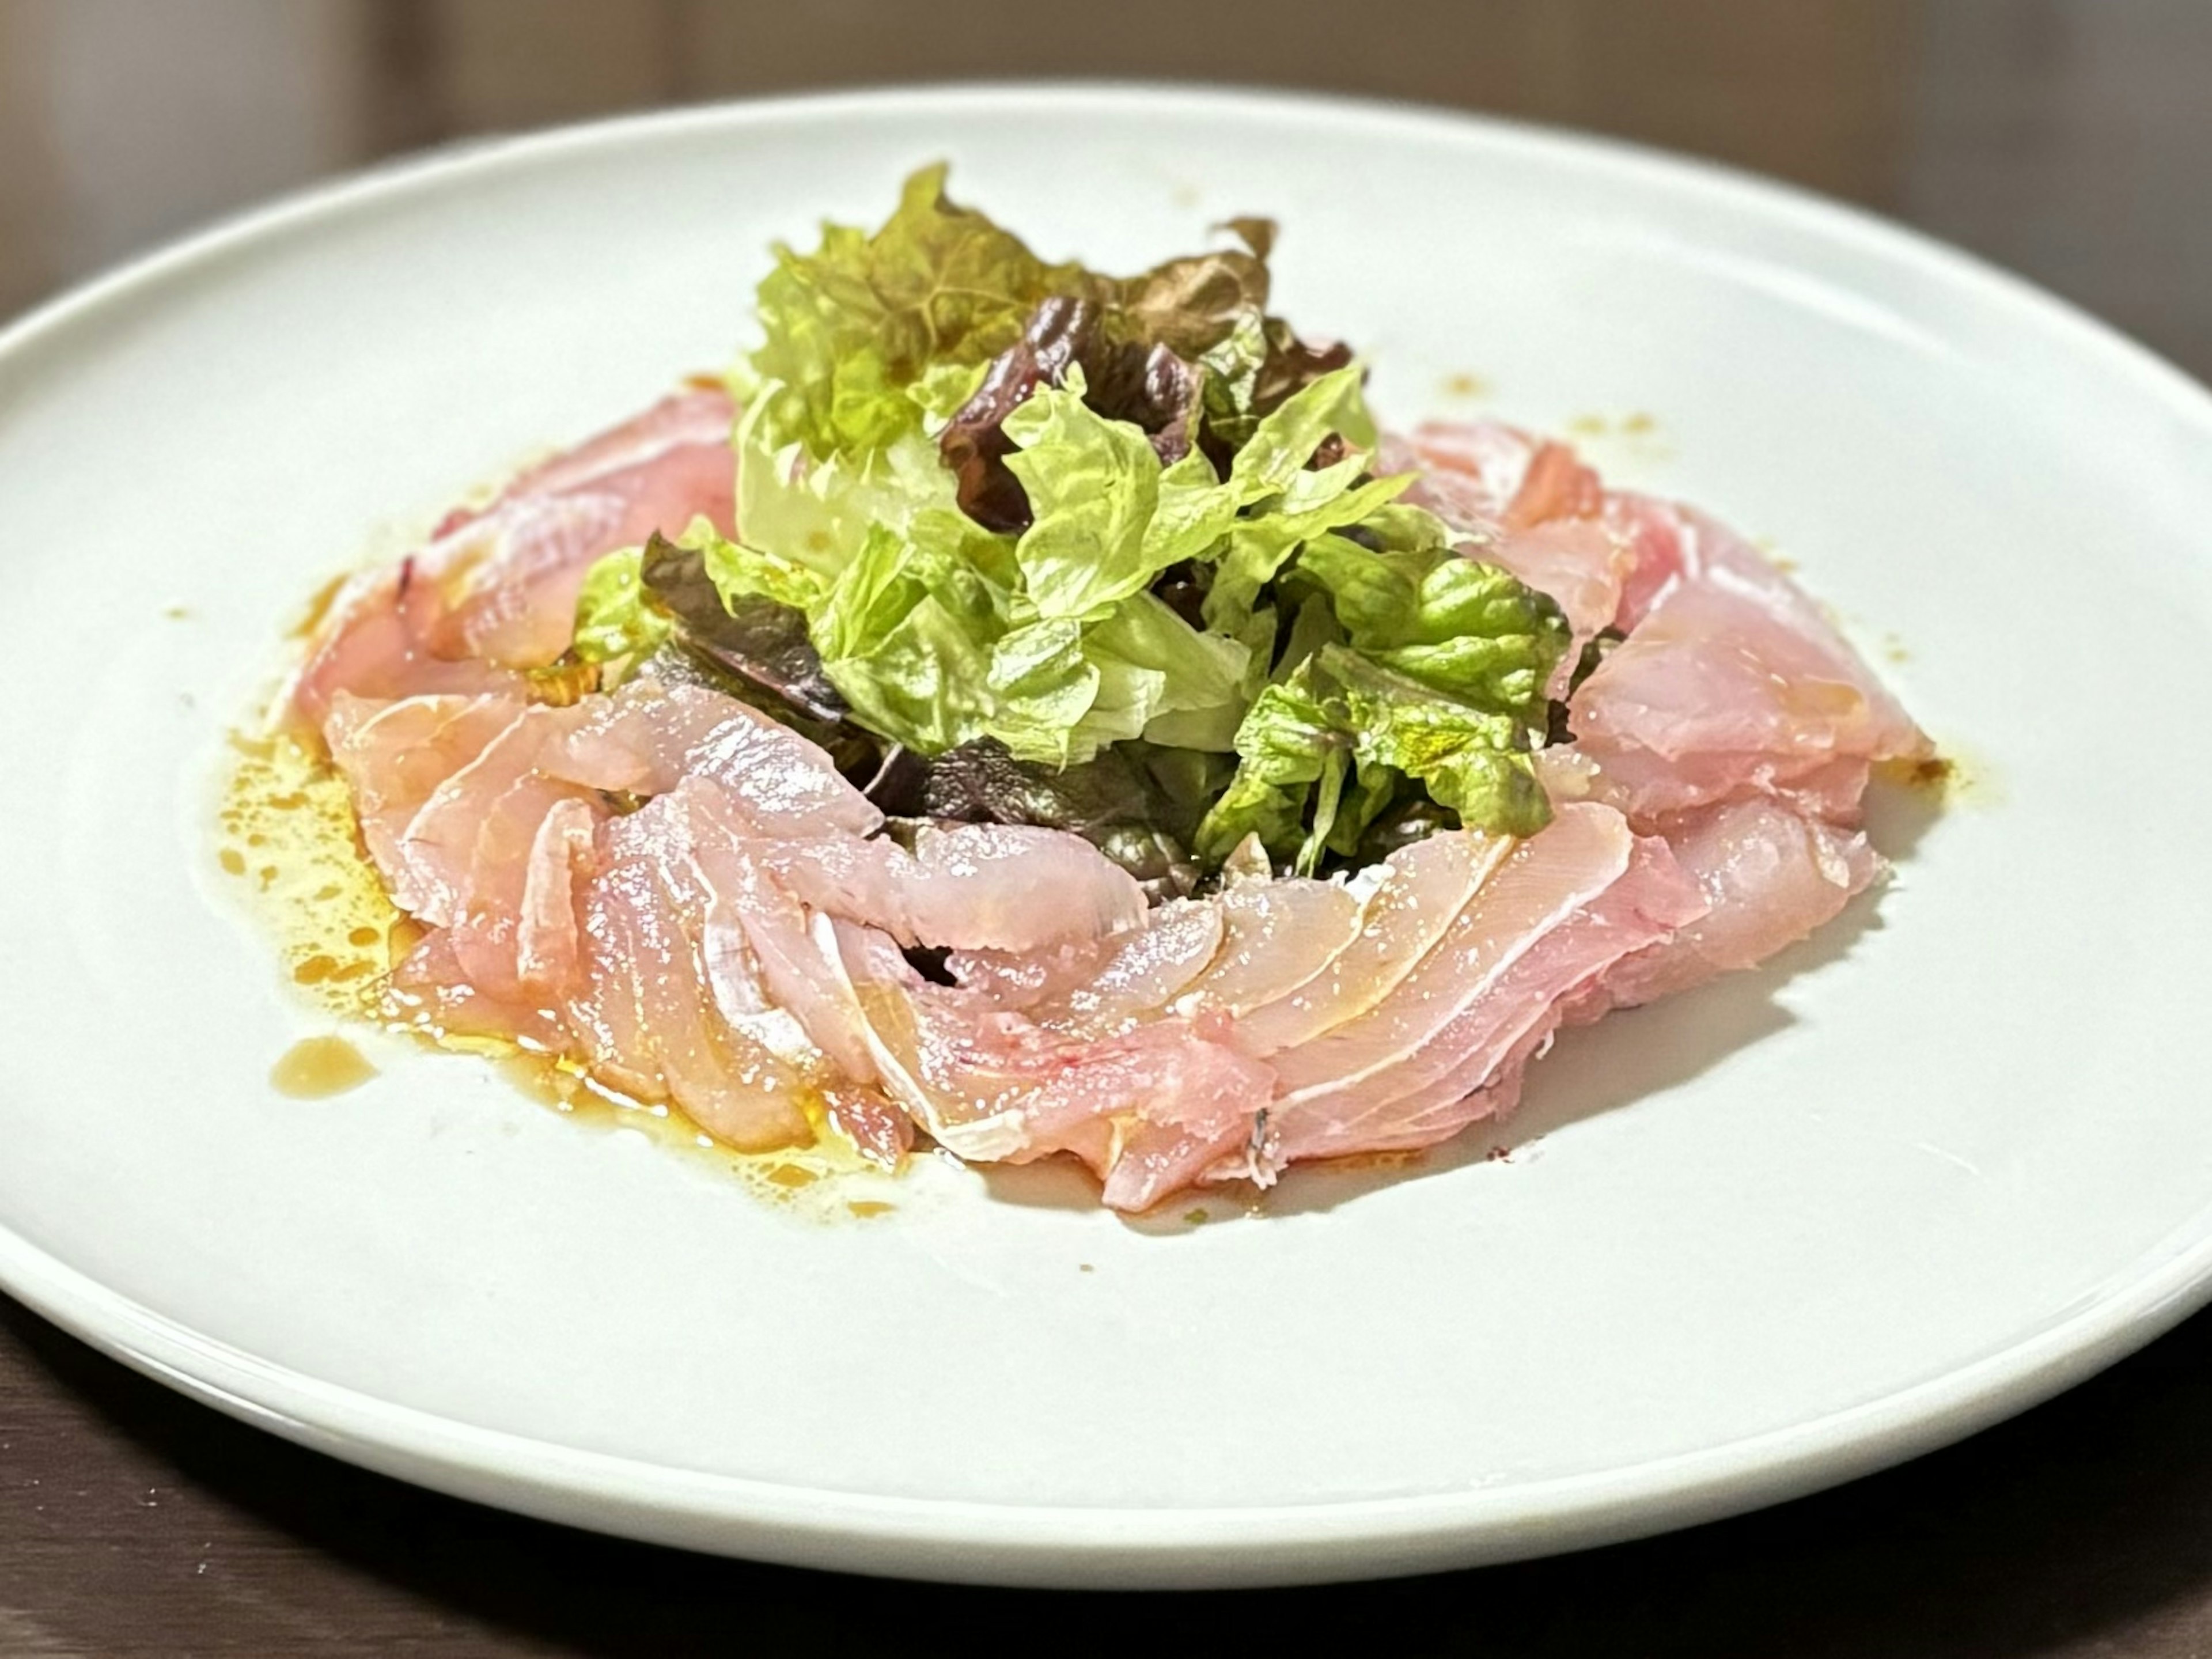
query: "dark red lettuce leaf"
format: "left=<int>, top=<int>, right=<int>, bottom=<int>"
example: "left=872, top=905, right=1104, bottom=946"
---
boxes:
left=921, top=738, right=1206, bottom=901
left=940, top=297, right=1204, bottom=533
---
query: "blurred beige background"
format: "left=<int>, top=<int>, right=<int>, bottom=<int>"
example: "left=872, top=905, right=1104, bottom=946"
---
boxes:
left=3, top=0, right=2210, bottom=376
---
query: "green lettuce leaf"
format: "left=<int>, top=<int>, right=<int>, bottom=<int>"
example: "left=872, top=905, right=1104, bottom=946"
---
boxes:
left=1199, top=309, right=1359, bottom=454
left=1226, top=361, right=1377, bottom=492
left=1290, top=531, right=1569, bottom=726
left=707, top=351, right=1421, bottom=778
left=1195, top=363, right=1406, bottom=632
left=1319, top=646, right=1551, bottom=832
left=1200, top=469, right=1414, bottom=636
left=972, top=590, right=1250, bottom=768
left=1196, top=516, right=1570, bottom=870
left=1191, top=672, right=1347, bottom=873
left=1001, top=371, right=1165, bottom=619
left=691, top=483, right=1251, bottom=770
left=1090, top=592, right=1251, bottom=752
left=733, top=390, right=960, bottom=581
left=983, top=619, right=1104, bottom=766
left=1194, top=640, right=1554, bottom=872
left=810, top=514, right=1010, bottom=755
left=569, top=169, right=1577, bottom=878
left=570, top=546, right=671, bottom=664
left=1272, top=591, right=1343, bottom=683
left=749, top=163, right=1080, bottom=461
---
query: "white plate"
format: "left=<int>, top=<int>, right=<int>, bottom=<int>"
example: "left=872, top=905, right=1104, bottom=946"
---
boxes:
left=2, top=85, right=2209, bottom=1591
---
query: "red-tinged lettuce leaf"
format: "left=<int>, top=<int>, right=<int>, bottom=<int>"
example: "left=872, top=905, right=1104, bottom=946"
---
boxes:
left=940, top=296, right=1205, bottom=533
left=567, top=533, right=888, bottom=781
left=921, top=738, right=1228, bottom=901
left=1088, top=228, right=1272, bottom=357
left=638, top=533, right=849, bottom=725
left=936, top=215, right=1350, bottom=534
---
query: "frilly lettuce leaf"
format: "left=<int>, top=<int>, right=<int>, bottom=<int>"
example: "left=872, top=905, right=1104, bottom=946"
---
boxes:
left=1291, top=529, right=1569, bottom=727
left=811, top=517, right=1007, bottom=754
left=1194, top=640, right=1554, bottom=872
left=709, top=354, right=1425, bottom=775
left=733, top=389, right=960, bottom=581
left=1198, top=365, right=1405, bottom=632
left=1003, top=359, right=1401, bottom=623
left=749, top=163, right=1079, bottom=461
left=1226, top=361, right=1377, bottom=492
left=1001, top=369, right=1165, bottom=619
left=1086, top=222, right=1272, bottom=357
left=1200, top=469, right=1412, bottom=636
left=1197, top=525, right=1571, bottom=866
left=1321, top=646, right=1550, bottom=831
left=714, top=172, right=1406, bottom=783
left=567, top=165, right=1578, bottom=876
left=677, top=497, right=1252, bottom=770
left=1190, top=671, right=1347, bottom=874
left=1199, top=308, right=1358, bottom=454
left=1089, top=592, right=1251, bottom=752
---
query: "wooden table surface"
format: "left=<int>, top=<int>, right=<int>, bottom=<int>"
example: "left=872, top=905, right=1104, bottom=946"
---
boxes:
left=4, top=2, right=2210, bottom=1652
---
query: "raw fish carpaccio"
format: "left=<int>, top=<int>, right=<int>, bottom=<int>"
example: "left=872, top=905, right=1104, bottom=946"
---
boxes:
left=278, top=394, right=1929, bottom=1212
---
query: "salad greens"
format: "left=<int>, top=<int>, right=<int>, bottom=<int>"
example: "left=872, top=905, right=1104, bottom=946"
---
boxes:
left=569, top=165, right=1569, bottom=889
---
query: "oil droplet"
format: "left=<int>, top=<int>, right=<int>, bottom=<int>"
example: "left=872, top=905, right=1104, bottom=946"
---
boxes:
left=1078, top=1263, right=1095, bottom=1274
left=271, top=1036, right=377, bottom=1098
left=1621, top=411, right=1656, bottom=434
left=164, top=603, right=191, bottom=620
left=1183, top=1208, right=1209, bottom=1226
left=846, top=1200, right=894, bottom=1219
left=766, top=1163, right=820, bottom=1190
left=1877, top=753, right=1956, bottom=795
left=1440, top=371, right=1488, bottom=398
left=218, top=730, right=403, bottom=1019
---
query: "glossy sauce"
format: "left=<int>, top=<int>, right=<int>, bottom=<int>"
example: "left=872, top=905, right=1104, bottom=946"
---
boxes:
left=270, top=1035, right=377, bottom=1097
left=1877, top=746, right=1993, bottom=808
left=219, top=727, right=905, bottom=1223
left=218, top=730, right=401, bottom=1020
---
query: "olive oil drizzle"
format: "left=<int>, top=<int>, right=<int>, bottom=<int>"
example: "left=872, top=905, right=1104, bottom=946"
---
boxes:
left=218, top=729, right=902, bottom=1221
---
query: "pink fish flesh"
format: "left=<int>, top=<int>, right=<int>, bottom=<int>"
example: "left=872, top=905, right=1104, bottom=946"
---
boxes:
left=294, top=393, right=1926, bottom=1208
left=283, top=389, right=735, bottom=731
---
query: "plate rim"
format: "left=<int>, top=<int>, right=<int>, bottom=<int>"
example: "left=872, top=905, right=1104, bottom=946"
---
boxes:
left=5, top=79, right=2211, bottom=1589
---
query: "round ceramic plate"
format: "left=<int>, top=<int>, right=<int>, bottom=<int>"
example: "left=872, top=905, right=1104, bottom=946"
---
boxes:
left=2, top=85, right=2207, bottom=1590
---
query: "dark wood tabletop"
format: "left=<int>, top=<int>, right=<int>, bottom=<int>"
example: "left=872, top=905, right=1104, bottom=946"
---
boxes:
left=5, top=2, right=2210, bottom=1652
